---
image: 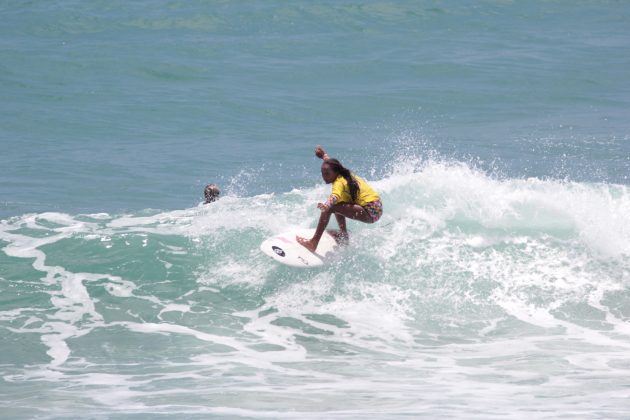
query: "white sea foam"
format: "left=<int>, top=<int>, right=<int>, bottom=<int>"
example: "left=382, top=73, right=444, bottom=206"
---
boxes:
left=1, top=160, right=629, bottom=417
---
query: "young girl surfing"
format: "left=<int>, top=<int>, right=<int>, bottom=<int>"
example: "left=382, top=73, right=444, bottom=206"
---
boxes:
left=297, top=145, right=383, bottom=252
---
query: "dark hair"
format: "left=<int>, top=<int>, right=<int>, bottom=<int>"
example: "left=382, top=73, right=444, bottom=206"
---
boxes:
left=326, top=158, right=359, bottom=202
left=204, top=184, right=220, bottom=203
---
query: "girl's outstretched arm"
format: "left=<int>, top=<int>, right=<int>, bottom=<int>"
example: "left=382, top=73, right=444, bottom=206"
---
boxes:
left=315, top=145, right=330, bottom=161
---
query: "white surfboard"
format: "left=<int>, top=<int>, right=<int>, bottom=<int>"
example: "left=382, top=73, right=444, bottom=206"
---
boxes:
left=260, top=228, right=339, bottom=267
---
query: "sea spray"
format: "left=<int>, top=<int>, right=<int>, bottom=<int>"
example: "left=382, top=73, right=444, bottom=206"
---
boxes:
left=2, top=159, right=629, bottom=417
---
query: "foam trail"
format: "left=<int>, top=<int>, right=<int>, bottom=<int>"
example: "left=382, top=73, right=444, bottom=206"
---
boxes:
left=1, top=160, right=629, bottom=417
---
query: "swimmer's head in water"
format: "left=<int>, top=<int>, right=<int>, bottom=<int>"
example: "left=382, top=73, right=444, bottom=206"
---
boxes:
left=204, top=184, right=220, bottom=203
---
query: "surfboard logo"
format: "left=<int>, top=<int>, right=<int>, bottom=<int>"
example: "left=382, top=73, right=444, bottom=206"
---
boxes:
left=272, top=246, right=285, bottom=257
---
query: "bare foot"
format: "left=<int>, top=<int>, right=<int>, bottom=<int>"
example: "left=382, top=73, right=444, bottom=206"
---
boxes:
left=296, top=236, right=317, bottom=252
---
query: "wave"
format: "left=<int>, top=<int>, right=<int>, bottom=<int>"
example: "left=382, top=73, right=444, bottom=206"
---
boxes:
left=1, top=158, right=629, bottom=416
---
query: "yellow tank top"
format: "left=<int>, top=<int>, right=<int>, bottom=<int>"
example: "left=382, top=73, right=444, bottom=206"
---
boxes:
left=330, top=175, right=380, bottom=206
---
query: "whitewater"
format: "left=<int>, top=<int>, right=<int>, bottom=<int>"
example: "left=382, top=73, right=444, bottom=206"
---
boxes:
left=1, top=158, right=629, bottom=418
left=2, top=0, right=630, bottom=417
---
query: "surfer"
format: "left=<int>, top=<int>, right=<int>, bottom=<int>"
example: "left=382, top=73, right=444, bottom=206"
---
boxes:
left=297, top=145, right=382, bottom=252
left=204, top=184, right=220, bottom=203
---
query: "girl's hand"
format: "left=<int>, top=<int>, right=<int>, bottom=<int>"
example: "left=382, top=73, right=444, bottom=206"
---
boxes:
left=317, top=202, right=329, bottom=211
left=315, top=145, right=327, bottom=159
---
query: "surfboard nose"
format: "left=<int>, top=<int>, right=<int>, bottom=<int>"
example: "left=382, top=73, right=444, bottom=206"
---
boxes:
left=260, top=229, right=337, bottom=268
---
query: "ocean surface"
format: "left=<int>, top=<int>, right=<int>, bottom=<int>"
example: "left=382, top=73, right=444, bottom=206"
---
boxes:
left=1, top=1, right=630, bottom=418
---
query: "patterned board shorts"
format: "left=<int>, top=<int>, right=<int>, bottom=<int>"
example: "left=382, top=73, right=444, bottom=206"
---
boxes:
left=363, top=199, right=383, bottom=223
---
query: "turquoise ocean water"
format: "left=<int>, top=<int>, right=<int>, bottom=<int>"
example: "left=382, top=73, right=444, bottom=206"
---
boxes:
left=1, top=1, right=630, bottom=418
